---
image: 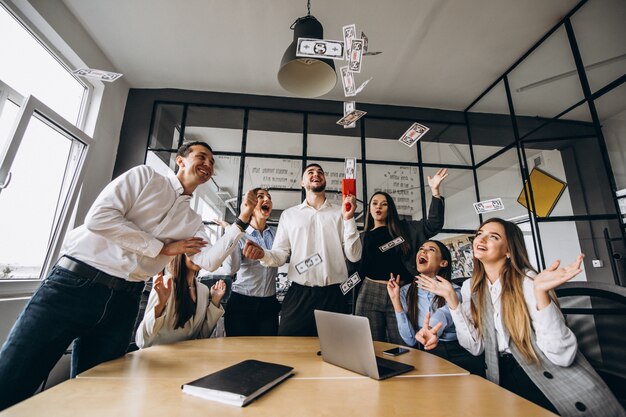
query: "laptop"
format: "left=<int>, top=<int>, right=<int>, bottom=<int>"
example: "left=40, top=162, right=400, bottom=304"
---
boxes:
left=314, top=310, right=414, bottom=380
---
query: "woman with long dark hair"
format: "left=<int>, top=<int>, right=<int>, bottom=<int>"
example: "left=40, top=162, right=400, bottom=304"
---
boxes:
left=355, top=168, right=447, bottom=344
left=136, top=254, right=226, bottom=348
left=387, top=240, right=484, bottom=375
left=418, top=218, right=624, bottom=416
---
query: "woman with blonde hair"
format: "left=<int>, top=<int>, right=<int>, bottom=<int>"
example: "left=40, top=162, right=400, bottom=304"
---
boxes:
left=136, top=253, right=226, bottom=348
left=418, top=218, right=624, bottom=416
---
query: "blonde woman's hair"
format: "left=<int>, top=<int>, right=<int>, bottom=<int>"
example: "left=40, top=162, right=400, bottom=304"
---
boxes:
left=470, top=218, right=558, bottom=364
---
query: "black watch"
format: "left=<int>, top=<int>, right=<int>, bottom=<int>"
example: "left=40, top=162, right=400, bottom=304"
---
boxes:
left=234, top=218, right=249, bottom=231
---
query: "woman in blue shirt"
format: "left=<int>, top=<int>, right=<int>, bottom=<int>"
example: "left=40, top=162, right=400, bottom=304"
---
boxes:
left=387, top=239, right=484, bottom=376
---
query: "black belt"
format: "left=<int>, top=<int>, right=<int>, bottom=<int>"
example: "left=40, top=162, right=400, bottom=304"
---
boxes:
left=56, top=256, right=145, bottom=293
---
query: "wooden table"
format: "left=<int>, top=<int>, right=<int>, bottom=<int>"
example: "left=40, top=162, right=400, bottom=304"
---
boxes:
left=1, top=337, right=556, bottom=416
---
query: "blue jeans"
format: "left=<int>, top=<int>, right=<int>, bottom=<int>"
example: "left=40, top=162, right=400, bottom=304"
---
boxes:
left=0, top=265, right=142, bottom=410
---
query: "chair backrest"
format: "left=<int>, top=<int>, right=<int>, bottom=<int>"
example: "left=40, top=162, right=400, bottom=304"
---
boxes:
left=555, top=281, right=626, bottom=408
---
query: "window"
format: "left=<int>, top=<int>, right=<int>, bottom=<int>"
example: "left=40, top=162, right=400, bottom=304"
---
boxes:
left=0, top=93, right=93, bottom=283
left=0, top=5, right=88, bottom=126
left=0, top=5, right=93, bottom=287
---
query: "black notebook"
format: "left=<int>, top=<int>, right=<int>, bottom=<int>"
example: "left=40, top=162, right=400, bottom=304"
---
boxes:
left=181, top=359, right=294, bottom=407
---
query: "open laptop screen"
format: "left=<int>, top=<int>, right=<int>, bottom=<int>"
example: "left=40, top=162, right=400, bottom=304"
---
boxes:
left=314, top=310, right=413, bottom=380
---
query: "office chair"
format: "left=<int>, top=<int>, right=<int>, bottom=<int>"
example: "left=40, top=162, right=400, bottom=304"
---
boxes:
left=555, top=281, right=626, bottom=409
left=451, top=277, right=470, bottom=286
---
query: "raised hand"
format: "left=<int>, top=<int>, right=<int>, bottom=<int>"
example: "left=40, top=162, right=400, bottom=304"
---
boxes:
left=415, top=311, right=443, bottom=350
left=386, top=273, right=401, bottom=301
left=387, top=273, right=403, bottom=312
left=534, top=254, right=584, bottom=293
left=534, top=254, right=584, bottom=309
left=427, top=168, right=448, bottom=196
left=342, top=194, right=357, bottom=220
left=242, top=240, right=265, bottom=260
left=153, top=272, right=172, bottom=318
left=159, top=237, right=207, bottom=256
left=239, top=189, right=257, bottom=223
left=416, top=274, right=460, bottom=309
left=210, top=279, right=226, bottom=307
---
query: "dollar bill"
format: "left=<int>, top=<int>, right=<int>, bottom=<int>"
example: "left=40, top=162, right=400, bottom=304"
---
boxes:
left=337, top=109, right=366, bottom=126
left=340, top=66, right=356, bottom=96
left=341, top=67, right=372, bottom=97
left=72, top=68, right=123, bottom=82
left=379, top=237, right=406, bottom=252
left=340, top=272, right=361, bottom=295
left=361, top=31, right=368, bottom=53
left=343, top=101, right=356, bottom=129
left=295, top=253, right=323, bottom=274
left=296, top=38, right=345, bottom=60
left=360, top=31, right=383, bottom=56
left=398, top=122, right=430, bottom=147
left=473, top=198, right=505, bottom=214
left=344, top=157, right=357, bottom=179
left=343, top=24, right=356, bottom=60
left=349, top=39, right=364, bottom=73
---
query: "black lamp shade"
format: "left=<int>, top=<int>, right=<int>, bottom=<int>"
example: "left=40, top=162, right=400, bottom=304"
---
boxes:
left=277, top=15, right=337, bottom=98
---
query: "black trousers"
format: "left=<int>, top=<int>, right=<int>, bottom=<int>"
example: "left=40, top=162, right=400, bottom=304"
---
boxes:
left=224, top=292, right=280, bottom=336
left=278, top=282, right=347, bottom=336
left=429, top=340, right=486, bottom=377
left=498, top=353, right=559, bottom=414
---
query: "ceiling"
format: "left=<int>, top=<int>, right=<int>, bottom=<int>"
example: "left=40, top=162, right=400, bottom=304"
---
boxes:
left=60, top=0, right=589, bottom=112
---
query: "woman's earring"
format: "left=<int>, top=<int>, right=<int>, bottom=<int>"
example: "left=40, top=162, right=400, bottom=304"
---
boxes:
left=506, top=254, right=510, bottom=260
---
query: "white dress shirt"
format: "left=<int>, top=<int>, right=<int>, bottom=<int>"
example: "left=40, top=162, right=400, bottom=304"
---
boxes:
left=135, top=275, right=224, bottom=348
left=62, top=165, right=243, bottom=281
left=450, top=273, right=578, bottom=367
left=260, top=199, right=361, bottom=286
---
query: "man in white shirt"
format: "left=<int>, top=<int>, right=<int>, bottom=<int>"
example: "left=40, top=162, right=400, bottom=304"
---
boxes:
left=0, top=141, right=256, bottom=410
left=246, top=163, right=361, bottom=336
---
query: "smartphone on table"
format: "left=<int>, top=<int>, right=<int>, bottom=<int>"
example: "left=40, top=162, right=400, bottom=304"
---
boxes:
left=382, top=347, right=409, bottom=356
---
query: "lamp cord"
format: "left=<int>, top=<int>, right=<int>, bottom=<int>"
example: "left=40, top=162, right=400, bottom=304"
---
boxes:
left=289, top=0, right=314, bottom=29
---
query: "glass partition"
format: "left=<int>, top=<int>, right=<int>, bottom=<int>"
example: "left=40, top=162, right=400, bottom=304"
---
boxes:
left=475, top=148, right=527, bottom=221
left=508, top=26, right=585, bottom=123
left=247, top=110, right=303, bottom=155
left=467, top=80, right=516, bottom=164
left=596, top=82, right=626, bottom=191
left=149, top=104, right=184, bottom=150
left=366, top=164, right=421, bottom=218
left=421, top=123, right=472, bottom=166
left=184, top=106, right=244, bottom=153
left=424, top=166, right=478, bottom=230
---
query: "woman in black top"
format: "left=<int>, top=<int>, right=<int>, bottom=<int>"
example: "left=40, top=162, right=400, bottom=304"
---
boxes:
left=356, top=168, right=447, bottom=344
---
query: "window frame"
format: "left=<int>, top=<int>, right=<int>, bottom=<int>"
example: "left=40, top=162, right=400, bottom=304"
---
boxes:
left=0, top=94, right=94, bottom=296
